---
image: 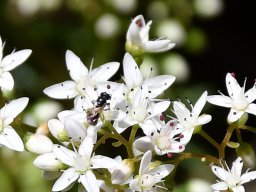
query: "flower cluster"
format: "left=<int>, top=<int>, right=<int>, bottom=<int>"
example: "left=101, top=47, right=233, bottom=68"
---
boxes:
left=1, top=15, right=256, bottom=192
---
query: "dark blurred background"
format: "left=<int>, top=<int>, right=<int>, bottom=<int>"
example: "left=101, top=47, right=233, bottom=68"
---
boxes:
left=0, top=0, right=256, bottom=191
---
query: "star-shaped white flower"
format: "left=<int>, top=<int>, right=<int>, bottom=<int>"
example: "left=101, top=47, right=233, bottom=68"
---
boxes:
left=0, top=36, right=32, bottom=91
left=123, top=53, right=175, bottom=99
left=114, top=86, right=170, bottom=135
left=52, top=137, right=118, bottom=192
left=44, top=50, right=120, bottom=105
left=0, top=97, right=29, bottom=151
left=129, top=150, right=174, bottom=191
left=133, top=120, right=185, bottom=156
left=172, top=91, right=212, bottom=144
left=211, top=157, right=256, bottom=192
left=207, top=73, right=256, bottom=123
left=126, top=15, right=175, bottom=53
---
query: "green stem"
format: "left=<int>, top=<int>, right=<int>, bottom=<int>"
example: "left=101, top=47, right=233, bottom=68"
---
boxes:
left=239, top=125, right=256, bottom=134
left=129, top=124, right=139, bottom=144
left=94, top=135, right=108, bottom=150
left=102, top=122, right=134, bottom=158
left=219, top=124, right=236, bottom=159
left=236, top=128, right=243, bottom=143
left=199, top=130, right=220, bottom=150
left=167, top=152, right=220, bottom=166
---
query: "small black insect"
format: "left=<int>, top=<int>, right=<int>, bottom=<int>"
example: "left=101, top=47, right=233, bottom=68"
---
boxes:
left=86, top=92, right=111, bottom=126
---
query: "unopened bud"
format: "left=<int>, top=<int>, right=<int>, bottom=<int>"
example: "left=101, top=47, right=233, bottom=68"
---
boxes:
left=48, top=119, right=69, bottom=142
left=236, top=143, right=256, bottom=168
left=33, top=153, right=66, bottom=171
left=25, top=133, right=53, bottom=154
left=111, top=159, right=135, bottom=184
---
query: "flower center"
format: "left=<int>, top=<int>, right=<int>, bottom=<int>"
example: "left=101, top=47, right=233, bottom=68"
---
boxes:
left=76, top=80, right=87, bottom=96
left=74, top=154, right=90, bottom=173
left=156, top=136, right=170, bottom=150
left=131, top=104, right=148, bottom=122
left=227, top=173, right=240, bottom=188
left=232, top=97, right=248, bottom=111
left=139, top=174, right=155, bottom=189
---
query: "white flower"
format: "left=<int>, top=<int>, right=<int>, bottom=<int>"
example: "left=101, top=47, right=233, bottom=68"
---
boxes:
left=211, top=157, right=256, bottom=192
left=43, top=50, right=120, bottom=105
left=126, top=15, right=175, bottom=53
left=114, top=86, right=170, bottom=135
left=133, top=120, right=185, bottom=156
left=129, top=150, right=174, bottom=191
left=123, top=53, right=175, bottom=99
left=111, top=156, right=134, bottom=185
left=0, top=97, right=29, bottom=151
left=52, top=137, right=118, bottom=192
left=207, top=73, right=256, bottom=123
left=172, top=91, right=212, bottom=144
left=25, top=133, right=53, bottom=154
left=0, top=36, right=32, bottom=90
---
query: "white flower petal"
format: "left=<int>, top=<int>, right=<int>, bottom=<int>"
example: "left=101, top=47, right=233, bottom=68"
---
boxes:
left=232, top=186, right=245, bottom=192
left=91, top=155, right=118, bottom=169
left=0, top=71, right=14, bottom=90
left=1, top=49, right=32, bottom=71
left=245, top=86, right=256, bottom=103
left=207, top=95, right=232, bottom=108
left=197, top=114, right=212, bottom=125
left=89, top=62, right=120, bottom=83
left=245, top=103, right=256, bottom=116
left=113, top=118, right=137, bottom=133
left=79, top=171, right=100, bottom=192
left=231, top=157, right=243, bottom=177
left=148, top=164, right=174, bottom=178
left=78, top=137, right=93, bottom=158
left=0, top=97, right=28, bottom=122
left=52, top=168, right=79, bottom=192
left=129, top=178, right=141, bottom=191
left=226, top=73, right=242, bottom=98
left=33, top=153, right=62, bottom=171
left=211, top=182, right=228, bottom=190
left=65, top=50, right=88, bottom=82
left=126, top=15, right=145, bottom=44
left=143, top=75, right=175, bottom=98
left=193, top=91, right=207, bottom=116
left=180, top=128, right=193, bottom=145
left=240, top=171, right=256, bottom=184
left=139, top=150, right=152, bottom=175
left=144, top=40, right=175, bottom=53
left=227, top=108, right=244, bottom=123
left=43, top=81, right=77, bottom=99
left=64, top=115, right=87, bottom=143
left=0, top=126, right=24, bottom=151
left=211, top=165, right=230, bottom=181
left=123, top=53, right=143, bottom=89
left=149, top=101, right=170, bottom=119
left=53, top=144, right=76, bottom=166
left=133, top=136, right=154, bottom=154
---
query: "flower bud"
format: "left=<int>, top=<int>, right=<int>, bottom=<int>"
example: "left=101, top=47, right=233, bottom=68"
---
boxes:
left=111, top=159, right=135, bottom=184
left=48, top=119, right=69, bottom=142
left=25, top=133, right=53, bottom=154
left=236, top=143, right=256, bottom=168
left=33, top=153, right=66, bottom=171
